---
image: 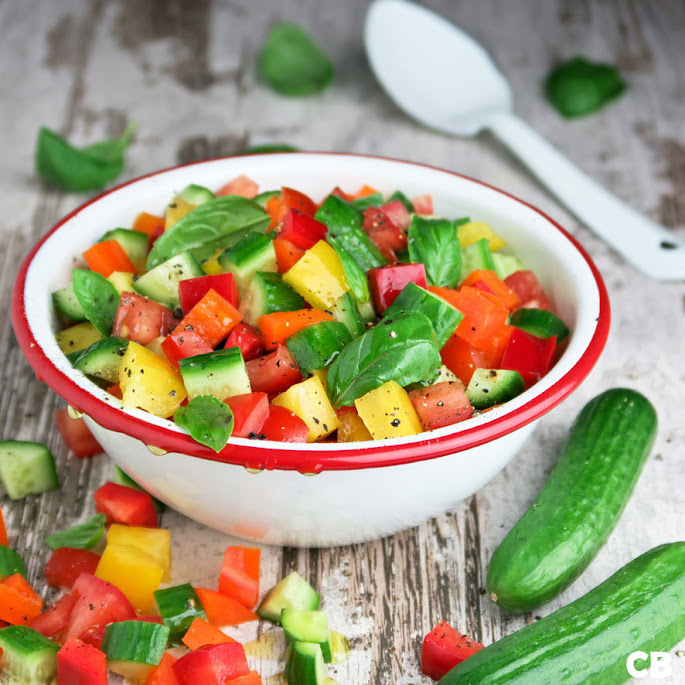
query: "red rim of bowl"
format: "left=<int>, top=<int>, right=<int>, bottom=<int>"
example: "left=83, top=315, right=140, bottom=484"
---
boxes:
left=11, top=152, right=610, bottom=473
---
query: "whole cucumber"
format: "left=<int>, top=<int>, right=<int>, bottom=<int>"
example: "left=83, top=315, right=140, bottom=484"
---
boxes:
left=441, top=542, right=685, bottom=684
left=487, top=388, right=657, bottom=613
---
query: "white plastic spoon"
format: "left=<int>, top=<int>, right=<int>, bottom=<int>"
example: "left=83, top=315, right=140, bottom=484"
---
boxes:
left=365, top=0, right=685, bottom=280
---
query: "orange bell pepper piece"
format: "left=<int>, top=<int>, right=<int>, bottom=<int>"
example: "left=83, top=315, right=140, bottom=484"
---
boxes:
left=257, top=309, right=333, bottom=350
left=0, top=573, right=43, bottom=624
left=427, top=285, right=461, bottom=310
left=194, top=588, right=258, bottom=626
left=132, top=212, right=165, bottom=238
left=453, top=287, right=509, bottom=350
left=227, top=673, right=264, bottom=685
left=182, top=617, right=235, bottom=650
left=145, top=651, right=179, bottom=685
left=460, top=270, right=520, bottom=310
left=350, top=184, right=380, bottom=199
left=264, top=195, right=288, bottom=230
left=83, top=240, right=137, bottom=277
left=172, top=289, right=243, bottom=348
left=273, top=238, right=305, bottom=273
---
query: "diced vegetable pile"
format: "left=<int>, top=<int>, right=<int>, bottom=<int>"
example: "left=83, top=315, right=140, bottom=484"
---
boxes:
left=53, top=176, right=570, bottom=451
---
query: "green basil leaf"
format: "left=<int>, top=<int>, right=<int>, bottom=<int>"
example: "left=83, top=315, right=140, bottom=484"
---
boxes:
left=72, top=269, right=120, bottom=336
left=35, top=123, right=135, bottom=191
left=545, top=57, right=626, bottom=118
left=259, top=22, right=334, bottom=96
left=147, top=196, right=270, bottom=269
left=329, top=237, right=370, bottom=304
left=45, top=513, right=107, bottom=551
left=238, top=144, right=300, bottom=155
left=174, top=396, right=234, bottom=452
left=0, top=546, right=28, bottom=579
left=408, top=215, right=462, bottom=288
left=388, top=190, right=414, bottom=213
left=327, top=311, right=441, bottom=407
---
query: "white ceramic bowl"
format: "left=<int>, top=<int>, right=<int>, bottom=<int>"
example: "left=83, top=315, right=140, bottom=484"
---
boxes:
left=12, top=153, right=610, bottom=547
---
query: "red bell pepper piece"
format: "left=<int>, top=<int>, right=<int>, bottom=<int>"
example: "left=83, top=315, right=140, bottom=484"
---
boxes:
left=172, top=642, right=250, bottom=685
left=245, top=345, right=302, bottom=394
left=179, top=273, right=240, bottom=315
left=408, top=382, right=473, bottom=430
left=172, top=289, right=243, bottom=348
left=260, top=405, right=309, bottom=443
left=273, top=237, right=305, bottom=273
left=161, top=330, right=214, bottom=369
left=504, top=270, right=553, bottom=311
left=94, top=482, right=158, bottom=528
left=225, top=323, right=265, bottom=362
left=279, top=209, right=328, bottom=250
left=194, top=588, right=259, bottom=627
left=224, top=393, right=269, bottom=438
left=112, top=292, right=180, bottom=346
left=27, top=593, right=76, bottom=638
left=421, top=622, right=484, bottom=680
left=45, top=547, right=100, bottom=589
left=82, top=240, right=137, bottom=277
left=501, top=328, right=557, bottom=387
left=58, top=637, right=108, bottom=685
left=54, top=409, right=102, bottom=458
left=281, top=187, right=318, bottom=217
left=216, top=174, right=259, bottom=198
left=368, top=263, right=427, bottom=312
left=218, top=546, right=260, bottom=609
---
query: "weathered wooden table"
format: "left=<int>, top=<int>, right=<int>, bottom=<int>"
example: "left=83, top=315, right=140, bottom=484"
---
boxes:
left=1, top=1, right=683, bottom=682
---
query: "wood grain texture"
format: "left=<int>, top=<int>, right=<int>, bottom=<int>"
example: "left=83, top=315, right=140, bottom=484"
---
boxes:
left=0, top=0, right=683, bottom=682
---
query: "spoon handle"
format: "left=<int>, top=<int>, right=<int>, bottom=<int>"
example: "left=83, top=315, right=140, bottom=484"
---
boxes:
left=487, top=111, right=684, bottom=281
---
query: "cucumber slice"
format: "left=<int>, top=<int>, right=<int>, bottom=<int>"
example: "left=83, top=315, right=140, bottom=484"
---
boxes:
left=52, top=283, right=86, bottom=322
left=257, top=571, right=320, bottom=624
left=100, top=228, right=149, bottom=262
left=239, top=271, right=305, bottom=326
left=282, top=609, right=333, bottom=662
left=356, top=298, right=377, bottom=323
left=113, top=466, right=165, bottom=513
left=0, top=441, right=59, bottom=500
left=179, top=348, right=251, bottom=401
left=331, top=292, right=366, bottom=337
left=154, top=584, right=206, bottom=645
left=285, top=641, right=328, bottom=685
left=492, top=252, right=525, bottom=280
left=67, top=337, right=129, bottom=384
left=0, top=546, right=27, bottom=580
left=178, top=183, right=215, bottom=206
left=327, top=227, right=386, bottom=271
left=285, top=322, right=352, bottom=376
left=330, top=631, right=351, bottom=664
left=510, top=308, right=570, bottom=342
left=315, top=194, right=363, bottom=235
left=133, top=251, right=203, bottom=308
left=466, top=368, right=525, bottom=409
left=102, top=620, right=169, bottom=679
left=218, top=232, right=277, bottom=290
left=0, top=625, right=59, bottom=685
left=460, top=238, right=495, bottom=281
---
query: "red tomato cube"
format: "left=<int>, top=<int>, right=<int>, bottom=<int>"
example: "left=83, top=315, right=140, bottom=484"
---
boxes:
left=245, top=346, right=302, bottom=394
left=93, top=482, right=158, bottom=528
left=501, top=328, right=557, bottom=387
left=112, top=292, right=180, bottom=346
left=280, top=209, right=328, bottom=250
left=421, top=621, right=484, bottom=680
left=225, top=323, right=266, bottom=362
left=27, top=594, right=76, bottom=638
left=58, top=637, right=108, bottom=685
left=368, top=263, right=427, bottom=312
left=45, top=548, right=100, bottom=589
left=260, top=405, right=309, bottom=443
left=54, top=409, right=102, bottom=458
left=408, top=382, right=473, bottom=430
left=173, top=642, right=250, bottom=685
left=224, top=393, right=269, bottom=438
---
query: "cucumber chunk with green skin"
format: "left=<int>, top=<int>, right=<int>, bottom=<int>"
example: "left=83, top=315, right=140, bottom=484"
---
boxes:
left=509, top=308, right=570, bottom=342
left=465, top=369, right=525, bottom=410
left=239, top=271, right=305, bottom=326
left=330, top=631, right=351, bottom=664
left=52, top=283, right=87, bottom=322
left=99, top=228, right=149, bottom=262
left=443, top=542, right=685, bottom=685
left=113, top=466, right=165, bottom=513
left=285, top=641, right=328, bottom=685
left=102, top=620, right=170, bottom=679
left=487, top=388, right=658, bottom=614
left=331, top=292, right=366, bottom=337
left=179, top=347, right=251, bottom=401
left=154, top=583, right=206, bottom=645
left=460, top=238, right=495, bottom=281
left=257, top=571, right=320, bottom=624
left=315, top=194, right=363, bottom=236
left=0, top=546, right=27, bottom=579
left=178, top=183, right=215, bottom=206
left=0, top=625, right=59, bottom=685
left=282, top=609, right=333, bottom=662
left=492, top=252, right=525, bottom=280
left=351, top=192, right=384, bottom=210
left=0, top=441, right=59, bottom=500
left=356, top=297, right=377, bottom=323
left=44, top=513, right=107, bottom=551
left=67, top=336, right=129, bottom=384
left=327, top=228, right=386, bottom=272
left=133, top=251, right=203, bottom=308
left=219, top=232, right=277, bottom=291
left=286, top=322, right=352, bottom=376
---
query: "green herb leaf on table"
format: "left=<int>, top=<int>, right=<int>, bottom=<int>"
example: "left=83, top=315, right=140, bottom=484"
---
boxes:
left=0, top=546, right=28, bottom=578
left=146, top=196, right=270, bottom=269
left=45, top=513, right=107, bottom=551
left=174, top=396, right=234, bottom=452
left=35, top=123, right=135, bottom=192
left=329, top=237, right=370, bottom=304
left=545, top=57, right=626, bottom=118
left=238, top=144, right=300, bottom=155
left=327, top=311, right=441, bottom=407
left=72, top=269, right=120, bottom=336
left=259, top=22, right=334, bottom=96
left=408, top=215, right=463, bottom=288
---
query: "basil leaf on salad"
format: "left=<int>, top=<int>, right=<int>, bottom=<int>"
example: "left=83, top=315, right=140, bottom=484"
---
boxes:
left=45, top=513, right=107, bottom=551
left=259, top=22, right=334, bottom=96
left=408, top=215, right=463, bottom=288
left=147, top=196, right=270, bottom=269
left=327, top=311, right=441, bottom=407
left=545, top=57, right=626, bottom=118
left=329, top=236, right=370, bottom=304
left=35, top=123, right=135, bottom=192
left=174, top=396, right=234, bottom=452
left=72, top=269, right=120, bottom=336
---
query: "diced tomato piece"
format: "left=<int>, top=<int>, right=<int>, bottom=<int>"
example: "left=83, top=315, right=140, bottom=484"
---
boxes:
left=27, top=593, right=76, bottom=638
left=440, top=336, right=491, bottom=386
left=0, top=574, right=43, bottom=625
left=225, top=323, right=265, bottom=362
left=0, top=508, right=7, bottom=547
left=280, top=209, right=328, bottom=250
left=245, top=346, right=302, bottom=394
left=218, top=547, right=259, bottom=609
left=83, top=240, right=137, bottom=278
left=112, top=292, right=180, bottom=346
left=326, top=186, right=350, bottom=201
left=227, top=673, right=263, bottom=685
left=216, top=174, right=259, bottom=199
left=281, top=187, right=318, bottom=217
left=146, top=652, right=179, bottom=685
left=501, top=328, right=557, bottom=387
left=363, top=207, right=407, bottom=262
left=172, top=289, right=242, bottom=348
left=461, top=270, right=520, bottom=310
left=260, top=405, right=309, bottom=443
left=132, top=212, right=165, bottom=238
left=45, top=548, right=100, bottom=589
left=224, top=393, right=269, bottom=438
left=273, top=237, right=305, bottom=273
left=379, top=199, right=411, bottom=231
left=408, top=382, right=473, bottom=430
left=265, top=195, right=288, bottom=230
left=161, top=329, right=215, bottom=369
left=412, top=194, right=433, bottom=215
left=93, top=482, right=158, bottom=528
left=194, top=588, right=259, bottom=627
left=453, top=287, right=509, bottom=350
left=65, top=574, right=136, bottom=643
left=54, top=409, right=102, bottom=458
left=172, top=642, right=250, bottom=685
left=368, top=263, right=427, bottom=312
left=182, top=617, right=235, bottom=650
left=256, top=309, right=333, bottom=350
left=179, top=273, right=240, bottom=314
left=504, top=270, right=553, bottom=311
left=421, top=622, right=485, bottom=680
left=58, top=637, right=108, bottom=685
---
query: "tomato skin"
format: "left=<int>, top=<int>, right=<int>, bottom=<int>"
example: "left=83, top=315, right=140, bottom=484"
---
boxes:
left=54, top=408, right=102, bottom=458
left=225, top=323, right=265, bottom=362
left=379, top=199, right=411, bottom=231
left=412, top=194, right=433, bottom=214
left=259, top=405, right=309, bottom=443
left=224, top=393, right=269, bottom=438
left=281, top=187, right=317, bottom=216
left=27, top=593, right=76, bottom=638
left=501, top=328, right=557, bottom=387
left=368, top=263, right=428, bottom=312
left=161, top=330, right=214, bottom=369
left=216, top=174, right=259, bottom=198
left=218, top=547, right=260, bottom=609
left=93, top=482, right=158, bottom=528
left=504, top=270, right=553, bottom=311
left=363, top=207, right=407, bottom=262
left=45, top=548, right=100, bottom=589
left=112, top=292, right=179, bottom=346
left=179, top=273, right=240, bottom=314
left=245, top=346, right=302, bottom=394
left=421, top=622, right=484, bottom=680
left=173, top=642, right=251, bottom=685
left=408, top=382, right=473, bottom=430
left=280, top=209, right=328, bottom=250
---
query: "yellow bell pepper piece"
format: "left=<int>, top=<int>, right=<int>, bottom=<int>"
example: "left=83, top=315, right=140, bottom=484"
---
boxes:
left=283, top=240, right=348, bottom=309
left=55, top=322, right=103, bottom=354
left=145, top=336, right=166, bottom=358
left=95, top=544, right=163, bottom=613
left=355, top=381, right=423, bottom=440
left=165, top=196, right=196, bottom=230
left=337, top=410, right=373, bottom=442
left=201, top=249, right=226, bottom=276
left=273, top=375, right=339, bottom=442
left=107, top=271, right=135, bottom=295
left=119, top=342, right=187, bottom=418
left=309, top=368, right=328, bottom=387
left=457, top=221, right=507, bottom=251
left=107, top=524, right=171, bottom=582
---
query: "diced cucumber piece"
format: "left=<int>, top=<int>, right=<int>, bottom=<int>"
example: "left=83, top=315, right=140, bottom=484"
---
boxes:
left=384, top=282, right=464, bottom=347
left=55, top=322, right=103, bottom=354
left=466, top=368, right=525, bottom=409
left=510, top=308, right=570, bottom=342
left=102, top=620, right=169, bottom=679
left=66, top=336, right=129, bottom=384
left=240, top=271, right=305, bottom=326
left=254, top=189, right=280, bottom=208
left=179, top=347, right=251, bottom=400
left=0, top=546, right=27, bottom=580
left=357, top=298, right=377, bottom=323
left=434, top=364, right=460, bottom=385
left=154, top=583, right=206, bottom=645
left=52, top=283, right=86, bottom=322
left=0, top=441, right=59, bottom=500
left=388, top=189, right=413, bottom=212
left=0, top=625, right=59, bottom=685
left=282, top=609, right=333, bottom=662
left=460, top=238, right=495, bottom=281
left=285, top=641, right=328, bottom=685
left=133, top=250, right=203, bottom=308
left=351, top=192, right=384, bottom=210
left=99, top=228, right=149, bottom=262
left=330, top=631, right=351, bottom=664
left=219, top=232, right=277, bottom=290
left=328, top=227, right=386, bottom=271
left=315, top=194, right=363, bottom=236
left=113, top=466, right=165, bottom=513
left=286, top=322, right=352, bottom=376
left=331, top=292, right=366, bottom=337
left=257, top=571, right=320, bottom=624
left=492, top=252, right=525, bottom=280
left=178, top=183, right=215, bottom=206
